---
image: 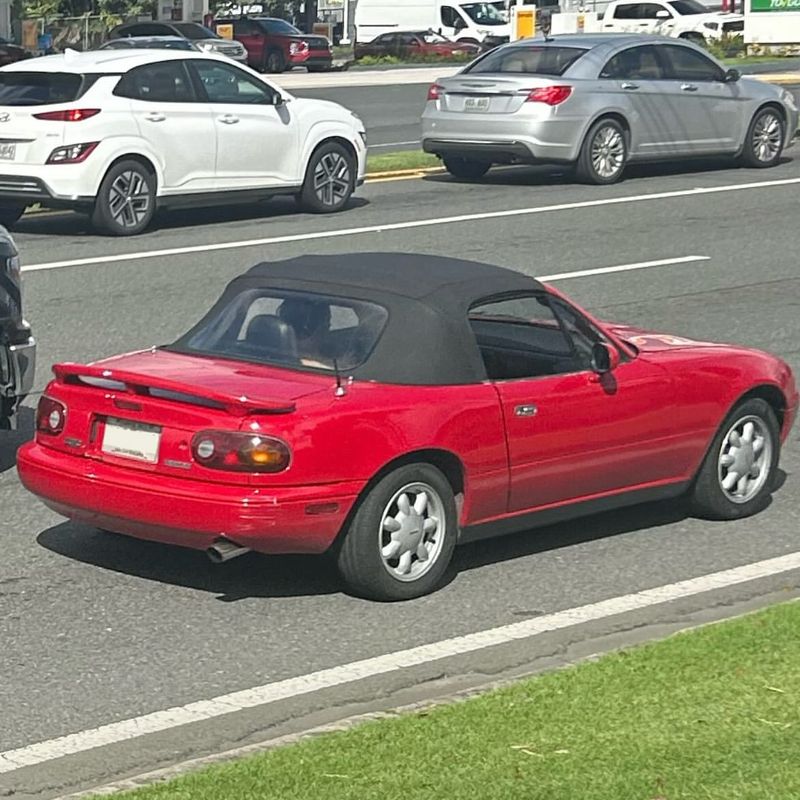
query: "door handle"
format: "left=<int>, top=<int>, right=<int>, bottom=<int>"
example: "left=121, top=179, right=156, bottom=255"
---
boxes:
left=144, top=112, right=165, bottom=122
left=681, top=83, right=698, bottom=92
left=219, top=114, right=240, bottom=124
left=621, top=82, right=639, bottom=90
left=514, top=404, right=538, bottom=417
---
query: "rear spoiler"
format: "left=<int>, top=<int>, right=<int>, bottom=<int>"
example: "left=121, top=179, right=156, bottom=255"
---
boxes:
left=52, top=362, right=296, bottom=416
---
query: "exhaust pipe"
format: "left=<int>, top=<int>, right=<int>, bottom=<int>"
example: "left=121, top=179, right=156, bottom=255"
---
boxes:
left=206, top=538, right=251, bottom=564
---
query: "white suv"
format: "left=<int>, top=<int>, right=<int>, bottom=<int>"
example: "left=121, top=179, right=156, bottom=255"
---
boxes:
left=0, top=50, right=367, bottom=235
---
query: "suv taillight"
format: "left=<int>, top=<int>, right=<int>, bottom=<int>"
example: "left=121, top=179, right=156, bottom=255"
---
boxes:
left=289, top=40, right=308, bottom=55
left=526, top=86, right=572, bottom=105
left=33, top=109, right=101, bottom=122
left=191, top=430, right=290, bottom=473
left=36, top=396, right=66, bottom=435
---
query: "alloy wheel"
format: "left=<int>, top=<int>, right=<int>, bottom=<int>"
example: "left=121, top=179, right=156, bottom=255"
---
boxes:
left=591, top=125, right=625, bottom=179
left=313, top=151, right=351, bottom=208
left=751, top=111, right=783, bottom=163
left=107, top=170, right=152, bottom=230
left=717, top=415, right=773, bottom=504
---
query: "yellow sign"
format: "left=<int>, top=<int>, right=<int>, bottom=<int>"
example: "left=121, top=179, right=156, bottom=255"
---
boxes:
left=514, top=7, right=536, bottom=39
left=216, top=23, right=233, bottom=40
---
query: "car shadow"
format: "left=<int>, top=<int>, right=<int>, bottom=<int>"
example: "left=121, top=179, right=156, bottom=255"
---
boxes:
left=11, top=196, right=370, bottom=238
left=0, top=407, right=34, bottom=475
left=36, top=474, right=786, bottom=602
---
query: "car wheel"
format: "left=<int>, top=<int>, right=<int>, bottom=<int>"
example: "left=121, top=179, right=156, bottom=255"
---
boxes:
left=442, top=156, right=491, bottom=180
left=0, top=204, right=25, bottom=228
left=739, top=107, right=785, bottom=169
left=335, top=463, right=458, bottom=601
left=575, top=117, right=628, bottom=185
left=91, top=159, right=155, bottom=236
left=299, top=141, right=355, bottom=213
left=690, top=398, right=780, bottom=520
left=265, top=49, right=286, bottom=73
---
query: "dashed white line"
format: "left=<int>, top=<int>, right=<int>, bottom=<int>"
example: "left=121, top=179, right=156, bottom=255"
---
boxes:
left=539, top=254, right=709, bottom=282
left=2, top=551, right=799, bottom=774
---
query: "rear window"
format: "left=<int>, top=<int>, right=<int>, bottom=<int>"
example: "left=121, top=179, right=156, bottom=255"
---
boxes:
left=255, top=18, right=303, bottom=36
left=465, top=45, right=586, bottom=75
left=0, top=72, right=83, bottom=106
left=174, top=289, right=389, bottom=373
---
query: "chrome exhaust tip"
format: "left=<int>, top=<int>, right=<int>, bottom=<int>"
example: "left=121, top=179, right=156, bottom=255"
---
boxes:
left=206, top=538, right=251, bottom=564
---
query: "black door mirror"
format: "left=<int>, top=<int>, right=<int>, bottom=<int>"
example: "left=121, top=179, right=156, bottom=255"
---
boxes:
left=723, top=67, right=740, bottom=83
left=591, top=341, right=620, bottom=374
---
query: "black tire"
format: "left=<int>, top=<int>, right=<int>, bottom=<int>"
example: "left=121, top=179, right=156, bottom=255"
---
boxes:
left=91, top=159, right=156, bottom=236
left=306, top=65, right=330, bottom=73
left=0, top=204, right=25, bottom=228
left=739, top=106, right=786, bottom=169
left=575, top=117, right=628, bottom=185
left=690, top=397, right=781, bottom=521
left=298, top=141, right=355, bottom=214
left=335, top=463, right=458, bottom=601
left=442, top=156, right=491, bottom=181
left=264, top=49, right=286, bottom=73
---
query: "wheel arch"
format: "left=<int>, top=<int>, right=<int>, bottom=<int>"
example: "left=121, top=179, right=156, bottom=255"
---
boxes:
left=579, top=111, right=632, bottom=158
left=99, top=153, right=159, bottom=195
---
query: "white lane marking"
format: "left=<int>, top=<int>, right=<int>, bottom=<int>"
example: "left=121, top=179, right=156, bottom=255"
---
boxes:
left=539, top=255, right=709, bottom=282
left=2, top=551, right=799, bottom=774
left=21, top=175, right=800, bottom=274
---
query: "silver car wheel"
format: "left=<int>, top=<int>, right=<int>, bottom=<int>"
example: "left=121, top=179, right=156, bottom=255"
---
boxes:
left=752, top=111, right=783, bottom=163
left=379, top=482, right=446, bottom=582
left=591, top=125, right=625, bottom=179
left=717, top=415, right=773, bottom=504
left=313, top=152, right=351, bottom=208
left=108, top=170, right=152, bottom=229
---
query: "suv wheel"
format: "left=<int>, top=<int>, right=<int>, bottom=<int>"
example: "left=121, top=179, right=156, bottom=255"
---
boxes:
left=91, top=159, right=155, bottom=236
left=0, top=204, right=25, bottom=228
left=265, top=49, right=286, bottom=73
left=298, top=142, right=355, bottom=213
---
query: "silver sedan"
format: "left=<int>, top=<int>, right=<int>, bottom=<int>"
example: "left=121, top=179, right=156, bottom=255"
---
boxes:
left=421, top=34, right=798, bottom=183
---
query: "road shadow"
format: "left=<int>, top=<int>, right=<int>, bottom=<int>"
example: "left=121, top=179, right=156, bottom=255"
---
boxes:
left=0, top=407, right=34, bottom=475
left=37, top=474, right=787, bottom=602
left=10, top=196, right=370, bottom=238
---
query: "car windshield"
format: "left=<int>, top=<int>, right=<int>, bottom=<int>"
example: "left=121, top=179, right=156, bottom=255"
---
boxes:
left=257, top=18, right=302, bottom=35
left=171, top=23, right=218, bottom=39
left=175, top=289, right=389, bottom=373
left=667, top=0, right=706, bottom=12
left=465, top=45, right=586, bottom=74
left=0, top=72, right=83, bottom=106
left=460, top=2, right=506, bottom=24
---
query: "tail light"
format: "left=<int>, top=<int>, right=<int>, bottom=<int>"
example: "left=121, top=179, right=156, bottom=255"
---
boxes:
left=33, top=109, right=101, bottom=122
left=46, top=142, right=99, bottom=164
left=526, top=86, right=572, bottom=106
left=36, top=396, right=66, bottom=435
left=427, top=83, right=444, bottom=101
left=191, top=430, right=290, bottom=473
left=289, top=41, right=308, bottom=55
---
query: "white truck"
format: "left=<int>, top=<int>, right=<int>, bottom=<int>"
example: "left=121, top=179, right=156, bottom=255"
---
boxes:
left=598, top=0, right=745, bottom=43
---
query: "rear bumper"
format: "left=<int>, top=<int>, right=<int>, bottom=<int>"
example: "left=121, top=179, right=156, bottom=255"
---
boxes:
left=1, top=334, right=35, bottom=424
left=17, top=441, right=363, bottom=555
left=0, top=170, right=95, bottom=210
left=291, top=50, right=332, bottom=68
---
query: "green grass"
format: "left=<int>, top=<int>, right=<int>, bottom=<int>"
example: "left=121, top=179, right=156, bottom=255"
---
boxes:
left=111, top=600, right=800, bottom=800
left=366, top=150, right=439, bottom=174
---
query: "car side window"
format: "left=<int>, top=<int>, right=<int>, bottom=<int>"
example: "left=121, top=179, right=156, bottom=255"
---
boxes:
left=638, top=2, right=671, bottom=18
left=441, top=5, right=460, bottom=27
left=662, top=44, right=724, bottom=81
left=600, top=45, right=665, bottom=80
left=612, top=4, right=641, bottom=19
left=233, top=20, right=258, bottom=35
left=469, top=294, right=589, bottom=381
left=113, top=61, right=197, bottom=103
left=119, top=23, right=170, bottom=37
left=192, top=60, right=277, bottom=104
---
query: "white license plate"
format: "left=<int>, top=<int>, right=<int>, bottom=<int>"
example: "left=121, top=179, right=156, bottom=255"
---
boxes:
left=464, top=97, right=490, bottom=113
left=0, top=143, right=16, bottom=161
left=101, top=418, right=161, bottom=463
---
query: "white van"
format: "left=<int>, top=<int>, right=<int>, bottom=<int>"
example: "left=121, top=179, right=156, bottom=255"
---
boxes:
left=354, top=0, right=511, bottom=45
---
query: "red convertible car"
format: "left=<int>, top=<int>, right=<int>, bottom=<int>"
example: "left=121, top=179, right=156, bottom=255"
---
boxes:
left=18, top=254, right=797, bottom=600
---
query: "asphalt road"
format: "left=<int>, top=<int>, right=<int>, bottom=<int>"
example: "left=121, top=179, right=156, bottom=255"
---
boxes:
left=3, top=153, right=800, bottom=798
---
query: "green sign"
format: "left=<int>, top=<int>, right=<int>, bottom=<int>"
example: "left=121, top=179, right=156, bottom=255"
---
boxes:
left=751, top=0, right=800, bottom=10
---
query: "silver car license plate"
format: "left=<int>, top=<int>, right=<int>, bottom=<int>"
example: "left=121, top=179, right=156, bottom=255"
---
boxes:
left=0, top=142, right=16, bottom=160
left=464, top=97, right=490, bottom=113
left=101, top=418, right=161, bottom=463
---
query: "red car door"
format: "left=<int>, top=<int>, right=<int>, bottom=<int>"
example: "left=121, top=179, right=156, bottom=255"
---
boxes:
left=231, top=18, right=264, bottom=67
left=471, top=293, right=683, bottom=514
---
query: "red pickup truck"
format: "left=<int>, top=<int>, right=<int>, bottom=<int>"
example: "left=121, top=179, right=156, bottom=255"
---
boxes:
left=213, top=17, right=332, bottom=73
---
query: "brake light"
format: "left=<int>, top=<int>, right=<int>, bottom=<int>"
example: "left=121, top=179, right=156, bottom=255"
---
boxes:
left=289, top=40, right=308, bottom=55
left=191, top=430, right=291, bottom=473
left=33, top=108, right=101, bottom=122
left=427, top=83, right=444, bottom=101
left=526, top=86, right=572, bottom=105
left=46, top=142, right=99, bottom=164
left=36, top=396, right=67, bottom=435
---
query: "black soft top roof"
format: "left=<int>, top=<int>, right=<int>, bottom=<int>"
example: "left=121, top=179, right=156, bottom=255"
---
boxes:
left=174, top=253, right=547, bottom=386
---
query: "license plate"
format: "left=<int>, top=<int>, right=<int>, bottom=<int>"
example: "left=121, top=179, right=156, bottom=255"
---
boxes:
left=464, top=97, right=490, bottom=113
left=101, top=418, right=161, bottom=463
left=0, top=142, right=16, bottom=161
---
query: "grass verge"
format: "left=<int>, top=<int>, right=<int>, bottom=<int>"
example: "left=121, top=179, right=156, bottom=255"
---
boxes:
left=366, top=150, right=439, bottom=174
left=111, top=599, right=800, bottom=800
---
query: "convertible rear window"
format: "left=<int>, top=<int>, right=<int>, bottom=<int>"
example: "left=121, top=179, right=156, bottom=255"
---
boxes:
left=0, top=72, right=83, bottom=106
left=175, top=289, right=389, bottom=373
left=465, top=45, right=587, bottom=75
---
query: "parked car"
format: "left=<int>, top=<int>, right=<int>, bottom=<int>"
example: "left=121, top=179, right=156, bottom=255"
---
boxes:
left=354, top=30, right=481, bottom=60
left=17, top=253, right=797, bottom=600
left=0, top=227, right=35, bottom=431
left=0, top=38, right=32, bottom=68
left=98, top=35, right=201, bottom=52
left=422, top=34, right=798, bottom=184
left=0, top=50, right=366, bottom=236
left=212, top=17, right=332, bottom=73
left=108, top=21, right=248, bottom=64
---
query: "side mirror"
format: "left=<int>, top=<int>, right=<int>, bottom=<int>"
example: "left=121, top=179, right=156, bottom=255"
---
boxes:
left=655, top=9, right=671, bottom=18
left=723, top=67, right=740, bottom=83
left=271, top=93, right=288, bottom=106
left=591, top=341, right=620, bottom=374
